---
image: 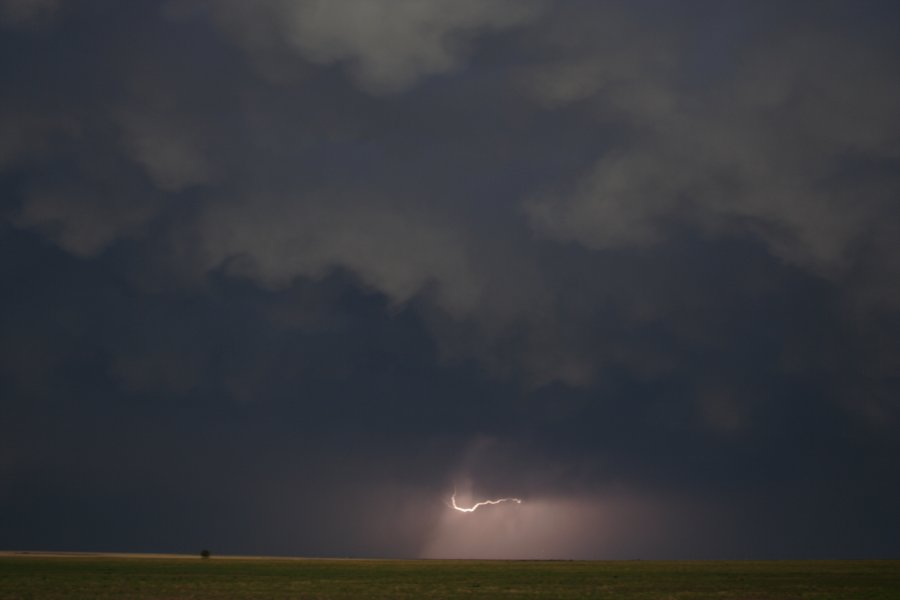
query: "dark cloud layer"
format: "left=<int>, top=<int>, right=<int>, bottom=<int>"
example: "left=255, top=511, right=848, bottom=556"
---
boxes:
left=2, top=1, right=900, bottom=558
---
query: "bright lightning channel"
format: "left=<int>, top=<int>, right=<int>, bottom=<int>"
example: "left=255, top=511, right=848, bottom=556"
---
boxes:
left=451, top=491, right=522, bottom=513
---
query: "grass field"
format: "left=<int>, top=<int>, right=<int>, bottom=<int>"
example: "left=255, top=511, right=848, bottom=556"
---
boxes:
left=1, top=554, right=898, bottom=599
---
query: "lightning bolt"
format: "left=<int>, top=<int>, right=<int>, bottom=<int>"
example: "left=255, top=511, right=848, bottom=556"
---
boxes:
left=451, top=491, right=522, bottom=513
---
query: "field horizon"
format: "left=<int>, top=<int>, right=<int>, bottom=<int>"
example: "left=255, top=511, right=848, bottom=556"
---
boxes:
left=2, top=552, right=899, bottom=599
left=3, top=549, right=900, bottom=560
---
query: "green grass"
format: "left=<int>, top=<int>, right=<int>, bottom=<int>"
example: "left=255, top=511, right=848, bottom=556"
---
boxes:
left=1, top=555, right=898, bottom=599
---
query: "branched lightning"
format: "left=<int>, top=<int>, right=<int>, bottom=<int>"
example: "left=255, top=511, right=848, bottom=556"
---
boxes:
left=451, top=491, right=522, bottom=513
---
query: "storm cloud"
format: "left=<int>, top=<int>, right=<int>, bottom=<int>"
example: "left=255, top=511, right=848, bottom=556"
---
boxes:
left=1, top=1, right=899, bottom=559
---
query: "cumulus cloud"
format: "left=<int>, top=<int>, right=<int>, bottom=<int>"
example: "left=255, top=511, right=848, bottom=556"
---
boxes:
left=15, top=183, right=163, bottom=257
left=167, top=0, right=542, bottom=93
left=118, top=110, right=214, bottom=192
left=4, top=1, right=900, bottom=392
left=199, top=189, right=483, bottom=315
left=525, top=14, right=900, bottom=279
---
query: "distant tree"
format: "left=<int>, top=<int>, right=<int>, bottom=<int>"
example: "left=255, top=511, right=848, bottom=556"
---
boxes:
left=200, top=549, right=211, bottom=559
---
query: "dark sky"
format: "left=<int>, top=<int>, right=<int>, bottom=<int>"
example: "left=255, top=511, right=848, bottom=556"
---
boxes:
left=2, top=0, right=900, bottom=559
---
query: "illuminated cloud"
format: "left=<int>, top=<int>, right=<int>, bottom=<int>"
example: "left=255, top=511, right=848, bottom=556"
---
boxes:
left=422, top=491, right=686, bottom=560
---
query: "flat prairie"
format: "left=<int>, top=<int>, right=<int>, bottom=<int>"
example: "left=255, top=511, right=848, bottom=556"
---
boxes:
left=1, top=553, right=898, bottom=599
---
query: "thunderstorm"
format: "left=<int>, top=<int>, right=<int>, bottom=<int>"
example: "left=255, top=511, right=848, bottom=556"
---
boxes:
left=450, top=492, right=522, bottom=513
